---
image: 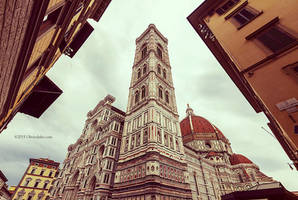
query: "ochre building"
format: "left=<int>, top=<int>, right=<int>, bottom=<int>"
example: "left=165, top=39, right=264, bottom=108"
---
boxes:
left=188, top=0, right=298, bottom=169
left=0, top=0, right=111, bottom=133
left=11, top=158, right=59, bottom=200
left=0, top=170, right=11, bottom=200
left=50, top=25, right=275, bottom=200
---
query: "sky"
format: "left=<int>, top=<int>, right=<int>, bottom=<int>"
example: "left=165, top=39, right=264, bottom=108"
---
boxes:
left=0, top=0, right=297, bottom=191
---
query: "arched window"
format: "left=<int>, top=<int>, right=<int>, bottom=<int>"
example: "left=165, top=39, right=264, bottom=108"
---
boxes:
left=158, top=87, right=163, bottom=99
left=135, top=90, right=139, bottom=104
left=143, top=64, right=147, bottom=74
left=143, top=129, right=148, bottom=144
left=157, top=130, right=161, bottom=143
left=164, top=133, right=168, bottom=147
left=141, top=86, right=146, bottom=99
left=157, top=65, right=161, bottom=74
left=176, top=139, right=180, bottom=152
left=141, top=44, right=147, bottom=59
left=163, top=69, right=167, bottom=79
left=165, top=91, right=169, bottom=103
left=157, top=44, right=162, bottom=59
left=137, top=68, right=141, bottom=79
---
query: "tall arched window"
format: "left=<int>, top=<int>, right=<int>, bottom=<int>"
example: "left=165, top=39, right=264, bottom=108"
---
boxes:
left=135, top=90, right=139, bottom=104
left=157, top=44, right=163, bottom=59
left=158, top=86, right=163, bottom=99
left=143, top=129, right=148, bottom=144
left=141, top=86, right=146, bottom=99
left=157, top=130, right=161, bottom=143
left=137, top=68, right=141, bottom=79
left=163, top=69, right=167, bottom=79
left=176, top=139, right=180, bottom=152
left=143, top=64, right=147, bottom=74
left=165, top=91, right=169, bottom=103
left=141, top=44, right=147, bottom=59
left=157, top=47, right=162, bottom=59
left=157, top=65, right=161, bottom=74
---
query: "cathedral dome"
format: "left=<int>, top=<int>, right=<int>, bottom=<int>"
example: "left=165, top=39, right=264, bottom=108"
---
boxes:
left=229, top=154, right=253, bottom=165
left=180, top=105, right=229, bottom=144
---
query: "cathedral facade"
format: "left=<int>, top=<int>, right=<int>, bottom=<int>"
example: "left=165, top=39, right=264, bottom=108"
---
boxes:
left=50, top=25, right=274, bottom=200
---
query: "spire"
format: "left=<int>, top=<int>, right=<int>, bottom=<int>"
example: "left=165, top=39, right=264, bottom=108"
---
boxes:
left=186, top=103, right=194, bottom=116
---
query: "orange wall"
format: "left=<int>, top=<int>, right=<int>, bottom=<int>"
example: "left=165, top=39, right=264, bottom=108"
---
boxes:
left=206, top=0, right=298, bottom=151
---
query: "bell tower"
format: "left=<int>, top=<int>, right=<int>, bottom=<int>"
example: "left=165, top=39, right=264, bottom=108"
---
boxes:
left=113, top=24, right=192, bottom=200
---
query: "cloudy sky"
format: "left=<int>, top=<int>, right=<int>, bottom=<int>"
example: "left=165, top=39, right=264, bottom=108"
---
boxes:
left=0, top=0, right=297, bottom=191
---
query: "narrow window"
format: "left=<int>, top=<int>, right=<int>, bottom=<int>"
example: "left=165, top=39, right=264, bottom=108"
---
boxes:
left=48, top=171, right=53, bottom=177
left=157, top=130, right=162, bottom=143
left=164, top=133, right=168, bottom=147
left=124, top=138, right=129, bottom=152
left=158, top=87, right=163, bottom=99
left=176, top=139, right=180, bottom=152
left=137, top=68, right=141, bottom=79
left=131, top=135, right=135, bottom=149
left=31, top=168, right=36, bottom=174
left=157, top=65, right=161, bottom=74
left=143, top=64, right=147, bottom=74
left=34, top=180, right=39, bottom=188
left=143, top=129, right=148, bottom=144
left=43, top=182, right=48, bottom=189
left=103, top=173, right=110, bottom=183
left=40, top=170, right=44, bottom=176
left=157, top=47, right=162, bottom=59
left=141, top=86, right=146, bottom=99
left=141, top=46, right=147, bottom=59
left=136, top=132, right=141, bottom=147
left=256, top=25, right=296, bottom=53
left=135, top=90, right=139, bottom=104
left=163, top=69, right=167, bottom=79
left=165, top=91, right=169, bottom=103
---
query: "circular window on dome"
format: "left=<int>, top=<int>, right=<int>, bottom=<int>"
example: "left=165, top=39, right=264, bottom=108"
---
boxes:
left=205, top=142, right=211, bottom=148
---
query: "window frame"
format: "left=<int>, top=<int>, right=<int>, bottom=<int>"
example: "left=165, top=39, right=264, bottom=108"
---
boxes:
left=245, top=18, right=297, bottom=55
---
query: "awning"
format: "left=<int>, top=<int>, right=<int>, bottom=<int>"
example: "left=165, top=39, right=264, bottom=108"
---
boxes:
left=19, top=75, right=62, bottom=118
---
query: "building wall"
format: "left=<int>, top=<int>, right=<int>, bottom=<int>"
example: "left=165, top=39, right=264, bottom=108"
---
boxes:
left=11, top=158, right=59, bottom=200
left=189, top=0, right=298, bottom=167
left=0, top=0, right=112, bottom=133
left=51, top=95, right=125, bottom=200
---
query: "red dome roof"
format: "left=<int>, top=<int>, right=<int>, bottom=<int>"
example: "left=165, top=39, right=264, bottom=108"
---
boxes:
left=180, top=116, right=215, bottom=136
left=229, top=154, right=253, bottom=165
left=180, top=114, right=229, bottom=144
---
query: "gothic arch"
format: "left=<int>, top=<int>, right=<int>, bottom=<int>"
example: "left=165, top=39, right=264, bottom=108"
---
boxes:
left=135, top=90, right=140, bottom=103
left=157, top=64, right=161, bottom=74
left=165, top=91, right=169, bottom=103
left=137, top=68, right=141, bottom=79
left=99, top=145, right=105, bottom=158
left=141, top=85, right=146, bottom=99
left=163, top=68, right=167, bottom=79
left=70, top=169, right=80, bottom=185
left=88, top=175, right=97, bottom=191
left=158, top=86, right=163, bottom=99
left=143, top=64, right=147, bottom=74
